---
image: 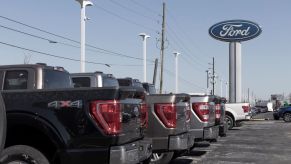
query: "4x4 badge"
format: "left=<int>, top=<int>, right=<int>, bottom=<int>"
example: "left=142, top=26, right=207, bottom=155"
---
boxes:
left=48, top=100, right=83, bottom=109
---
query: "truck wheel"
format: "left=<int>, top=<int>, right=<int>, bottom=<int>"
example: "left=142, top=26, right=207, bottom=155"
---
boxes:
left=273, top=115, right=280, bottom=120
left=0, top=94, right=6, bottom=154
left=225, top=115, right=234, bottom=130
left=283, top=113, right=291, bottom=122
left=0, top=145, right=50, bottom=164
left=150, top=152, right=174, bottom=164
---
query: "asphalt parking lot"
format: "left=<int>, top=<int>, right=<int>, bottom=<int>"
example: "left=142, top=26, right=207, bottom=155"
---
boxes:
left=171, top=112, right=291, bottom=164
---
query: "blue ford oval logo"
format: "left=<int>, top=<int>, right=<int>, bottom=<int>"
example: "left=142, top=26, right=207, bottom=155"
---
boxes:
left=209, top=20, right=262, bottom=42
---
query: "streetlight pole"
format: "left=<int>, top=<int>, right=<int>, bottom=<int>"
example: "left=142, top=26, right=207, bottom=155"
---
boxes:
left=139, top=33, right=150, bottom=82
left=76, top=0, right=93, bottom=72
left=173, top=52, right=180, bottom=93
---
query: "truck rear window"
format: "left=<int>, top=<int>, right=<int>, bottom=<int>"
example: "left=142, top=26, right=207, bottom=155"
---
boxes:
left=72, top=77, right=91, bottom=88
left=44, top=69, right=72, bottom=89
left=118, top=79, right=131, bottom=86
left=102, top=76, right=119, bottom=87
left=3, top=70, right=28, bottom=90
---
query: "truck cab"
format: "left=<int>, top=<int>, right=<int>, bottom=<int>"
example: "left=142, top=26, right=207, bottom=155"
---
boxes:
left=71, top=72, right=119, bottom=88
left=142, top=82, right=156, bottom=94
left=117, top=77, right=143, bottom=88
left=0, top=63, right=72, bottom=90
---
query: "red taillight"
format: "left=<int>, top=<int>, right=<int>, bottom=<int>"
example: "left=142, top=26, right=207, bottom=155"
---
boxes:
left=154, top=103, right=177, bottom=128
left=90, top=100, right=121, bottom=135
left=215, top=104, right=221, bottom=120
left=140, top=103, right=148, bottom=128
left=242, top=105, right=250, bottom=113
left=192, top=102, right=210, bottom=122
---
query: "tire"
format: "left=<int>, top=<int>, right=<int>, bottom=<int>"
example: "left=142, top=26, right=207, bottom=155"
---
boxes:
left=0, top=94, right=6, bottom=154
left=225, top=115, right=234, bottom=130
left=0, top=145, right=50, bottom=164
left=150, top=152, right=174, bottom=164
left=283, top=113, right=291, bottom=122
left=273, top=115, right=280, bottom=120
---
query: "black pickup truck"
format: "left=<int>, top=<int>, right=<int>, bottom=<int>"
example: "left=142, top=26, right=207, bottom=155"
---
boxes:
left=0, top=64, right=151, bottom=164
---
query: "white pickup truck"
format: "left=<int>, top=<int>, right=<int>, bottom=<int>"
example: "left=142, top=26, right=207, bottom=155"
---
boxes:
left=225, top=103, right=251, bottom=129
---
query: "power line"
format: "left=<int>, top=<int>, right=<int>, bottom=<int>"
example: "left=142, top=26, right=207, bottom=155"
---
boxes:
left=163, top=68, right=206, bottom=91
left=108, top=0, right=156, bottom=21
left=166, top=9, right=211, bottom=62
left=94, top=4, right=157, bottom=32
left=0, top=41, right=136, bottom=67
left=129, top=0, right=160, bottom=16
left=167, top=25, right=208, bottom=67
left=0, top=15, right=154, bottom=63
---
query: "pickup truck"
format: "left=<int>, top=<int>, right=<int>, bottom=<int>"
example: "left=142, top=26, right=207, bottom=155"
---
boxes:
left=225, top=103, right=251, bottom=129
left=120, top=78, right=195, bottom=164
left=213, top=96, right=227, bottom=137
left=0, top=64, right=151, bottom=164
left=188, top=93, right=219, bottom=142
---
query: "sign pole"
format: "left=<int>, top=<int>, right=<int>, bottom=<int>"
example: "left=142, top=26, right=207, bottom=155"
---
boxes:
left=229, top=42, right=236, bottom=103
left=229, top=42, right=242, bottom=103
left=235, top=42, right=242, bottom=102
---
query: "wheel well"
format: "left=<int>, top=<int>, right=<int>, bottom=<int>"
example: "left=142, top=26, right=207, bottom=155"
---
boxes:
left=5, top=124, right=61, bottom=164
left=225, top=111, right=235, bottom=122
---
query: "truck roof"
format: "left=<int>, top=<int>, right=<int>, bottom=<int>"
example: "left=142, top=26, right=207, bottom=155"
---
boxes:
left=0, top=63, right=67, bottom=72
left=188, top=92, right=208, bottom=96
left=71, top=72, right=103, bottom=76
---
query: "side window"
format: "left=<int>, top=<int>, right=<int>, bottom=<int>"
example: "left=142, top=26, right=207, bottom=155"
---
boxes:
left=72, top=77, right=91, bottom=88
left=4, top=70, right=28, bottom=90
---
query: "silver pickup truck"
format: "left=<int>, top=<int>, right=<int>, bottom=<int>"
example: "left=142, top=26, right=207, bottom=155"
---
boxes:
left=189, top=93, right=220, bottom=142
left=145, top=93, right=195, bottom=163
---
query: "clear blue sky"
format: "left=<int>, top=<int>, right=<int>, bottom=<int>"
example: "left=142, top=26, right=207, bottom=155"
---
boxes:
left=0, top=0, right=290, bottom=100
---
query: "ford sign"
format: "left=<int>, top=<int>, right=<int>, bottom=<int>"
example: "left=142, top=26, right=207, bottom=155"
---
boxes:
left=209, top=20, right=262, bottom=42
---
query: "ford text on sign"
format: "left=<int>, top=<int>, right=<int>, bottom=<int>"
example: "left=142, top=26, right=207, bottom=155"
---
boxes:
left=209, top=20, right=262, bottom=42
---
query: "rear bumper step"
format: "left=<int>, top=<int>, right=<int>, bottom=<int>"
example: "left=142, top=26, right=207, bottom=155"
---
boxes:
left=203, top=125, right=219, bottom=140
left=110, top=139, right=152, bottom=164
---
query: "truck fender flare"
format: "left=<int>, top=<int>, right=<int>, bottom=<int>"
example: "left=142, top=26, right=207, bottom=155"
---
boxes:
left=225, top=111, right=235, bottom=122
left=6, top=113, right=65, bottom=149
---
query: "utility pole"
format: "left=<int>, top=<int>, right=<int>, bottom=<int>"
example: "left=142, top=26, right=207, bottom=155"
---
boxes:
left=159, top=2, right=166, bottom=94
left=153, top=58, right=158, bottom=85
left=174, top=52, right=180, bottom=93
left=206, top=70, right=209, bottom=89
left=248, top=88, right=250, bottom=103
left=76, top=0, right=93, bottom=72
left=212, top=57, right=215, bottom=95
left=220, top=78, right=223, bottom=97
left=139, top=33, right=150, bottom=82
